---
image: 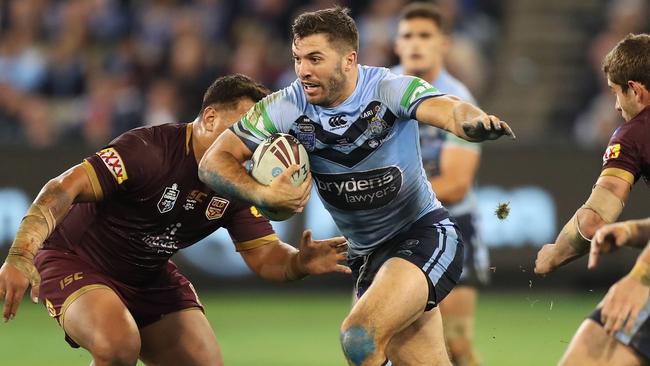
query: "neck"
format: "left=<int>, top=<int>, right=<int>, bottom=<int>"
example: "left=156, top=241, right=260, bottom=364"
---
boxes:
left=405, top=64, right=441, bottom=83
left=191, top=120, right=207, bottom=164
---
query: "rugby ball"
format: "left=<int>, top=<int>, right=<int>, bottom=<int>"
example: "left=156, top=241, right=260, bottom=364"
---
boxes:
left=250, top=133, right=310, bottom=221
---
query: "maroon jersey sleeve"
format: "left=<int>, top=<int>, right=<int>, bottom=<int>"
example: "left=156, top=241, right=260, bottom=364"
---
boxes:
left=601, top=123, right=642, bottom=185
left=83, top=129, right=163, bottom=200
left=224, top=205, right=277, bottom=251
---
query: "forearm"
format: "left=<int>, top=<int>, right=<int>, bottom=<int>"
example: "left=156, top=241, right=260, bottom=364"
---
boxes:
left=251, top=242, right=307, bottom=282
left=622, top=218, right=650, bottom=248
left=555, top=208, right=606, bottom=256
left=198, top=150, right=267, bottom=207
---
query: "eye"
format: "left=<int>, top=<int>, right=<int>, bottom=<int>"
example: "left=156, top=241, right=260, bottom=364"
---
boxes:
left=311, top=57, right=321, bottom=63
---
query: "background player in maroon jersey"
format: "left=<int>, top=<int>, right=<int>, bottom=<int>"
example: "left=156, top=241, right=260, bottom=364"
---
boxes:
left=534, top=33, right=650, bottom=365
left=0, top=74, right=350, bottom=366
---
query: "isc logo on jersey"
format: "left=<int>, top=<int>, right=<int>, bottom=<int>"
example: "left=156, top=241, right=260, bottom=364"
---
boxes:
left=250, top=133, right=310, bottom=221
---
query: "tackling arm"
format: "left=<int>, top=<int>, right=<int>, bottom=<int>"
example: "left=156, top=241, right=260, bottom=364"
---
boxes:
left=415, top=96, right=515, bottom=142
left=534, top=175, right=630, bottom=274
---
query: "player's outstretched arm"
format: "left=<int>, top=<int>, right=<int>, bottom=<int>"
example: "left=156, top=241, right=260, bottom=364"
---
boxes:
left=415, top=96, right=515, bottom=142
left=534, top=175, right=630, bottom=275
left=0, top=164, right=97, bottom=322
left=198, top=130, right=311, bottom=212
left=589, top=217, right=650, bottom=269
left=239, top=230, right=351, bottom=282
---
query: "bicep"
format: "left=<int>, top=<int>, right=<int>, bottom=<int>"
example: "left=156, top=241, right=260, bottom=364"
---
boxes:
left=207, top=129, right=254, bottom=163
left=49, top=163, right=100, bottom=204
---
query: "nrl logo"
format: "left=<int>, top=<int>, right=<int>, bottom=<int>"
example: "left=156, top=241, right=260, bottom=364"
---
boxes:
left=205, top=197, right=230, bottom=220
left=158, top=183, right=180, bottom=214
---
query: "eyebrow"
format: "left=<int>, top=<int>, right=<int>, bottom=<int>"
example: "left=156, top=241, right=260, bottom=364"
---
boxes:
left=293, top=51, right=326, bottom=57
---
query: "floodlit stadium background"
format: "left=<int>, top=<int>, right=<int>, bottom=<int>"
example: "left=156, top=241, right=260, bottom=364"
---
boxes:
left=0, top=0, right=649, bottom=365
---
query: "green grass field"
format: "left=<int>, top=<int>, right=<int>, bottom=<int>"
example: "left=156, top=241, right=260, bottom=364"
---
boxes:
left=0, top=290, right=602, bottom=365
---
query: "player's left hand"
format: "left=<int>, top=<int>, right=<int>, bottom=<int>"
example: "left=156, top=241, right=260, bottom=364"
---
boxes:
left=589, top=222, right=633, bottom=269
left=600, top=274, right=650, bottom=336
left=462, top=115, right=515, bottom=141
left=297, top=230, right=351, bottom=276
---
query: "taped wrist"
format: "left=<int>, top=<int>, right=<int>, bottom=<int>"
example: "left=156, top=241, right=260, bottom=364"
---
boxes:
left=561, top=214, right=591, bottom=254
left=285, top=252, right=307, bottom=281
left=5, top=247, right=40, bottom=285
left=630, top=261, right=650, bottom=287
left=581, top=184, right=624, bottom=223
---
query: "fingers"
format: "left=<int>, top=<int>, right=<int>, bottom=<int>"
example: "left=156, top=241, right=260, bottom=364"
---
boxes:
left=30, top=283, right=39, bottom=304
left=336, top=252, right=348, bottom=262
left=500, top=121, right=516, bottom=139
left=588, top=244, right=600, bottom=270
left=625, top=306, right=640, bottom=334
left=320, top=236, right=347, bottom=247
left=3, top=288, right=14, bottom=322
left=608, top=307, right=628, bottom=335
left=334, top=264, right=352, bottom=275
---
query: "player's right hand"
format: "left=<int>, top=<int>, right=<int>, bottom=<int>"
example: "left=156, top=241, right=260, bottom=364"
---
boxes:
left=534, top=243, right=581, bottom=275
left=600, top=274, right=650, bottom=336
left=462, top=116, right=516, bottom=141
left=0, top=261, right=39, bottom=322
left=262, top=164, right=312, bottom=212
left=589, top=222, right=633, bottom=269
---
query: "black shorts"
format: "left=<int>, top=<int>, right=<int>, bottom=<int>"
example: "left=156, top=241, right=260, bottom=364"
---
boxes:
left=349, top=209, right=464, bottom=311
left=454, top=212, right=490, bottom=287
left=589, top=303, right=650, bottom=360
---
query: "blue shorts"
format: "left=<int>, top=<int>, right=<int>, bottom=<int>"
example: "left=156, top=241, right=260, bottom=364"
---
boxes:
left=348, top=209, right=464, bottom=311
left=589, top=301, right=650, bottom=360
left=454, top=212, right=490, bottom=287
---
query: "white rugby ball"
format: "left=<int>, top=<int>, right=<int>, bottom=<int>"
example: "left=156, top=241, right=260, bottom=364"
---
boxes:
left=250, top=133, right=310, bottom=221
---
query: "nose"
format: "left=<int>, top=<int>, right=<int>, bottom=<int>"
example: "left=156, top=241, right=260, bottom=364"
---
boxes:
left=296, top=61, right=312, bottom=80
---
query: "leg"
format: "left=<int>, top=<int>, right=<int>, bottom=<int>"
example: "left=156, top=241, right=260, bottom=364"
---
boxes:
left=340, top=257, right=450, bottom=366
left=560, top=319, right=644, bottom=366
left=439, top=286, right=480, bottom=366
left=139, top=308, right=223, bottom=366
left=63, top=287, right=141, bottom=366
left=386, top=307, right=450, bottom=366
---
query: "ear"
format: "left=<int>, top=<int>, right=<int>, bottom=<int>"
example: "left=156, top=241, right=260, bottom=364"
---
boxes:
left=202, top=106, right=217, bottom=132
left=629, top=81, right=648, bottom=101
left=344, top=51, right=357, bottom=71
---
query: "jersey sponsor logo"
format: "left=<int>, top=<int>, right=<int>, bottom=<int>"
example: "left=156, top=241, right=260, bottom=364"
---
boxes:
left=328, top=115, right=348, bottom=129
left=206, top=196, right=230, bottom=220
left=313, top=167, right=403, bottom=210
left=401, top=78, right=437, bottom=109
left=96, top=147, right=128, bottom=184
left=158, top=183, right=180, bottom=213
left=603, top=143, right=621, bottom=163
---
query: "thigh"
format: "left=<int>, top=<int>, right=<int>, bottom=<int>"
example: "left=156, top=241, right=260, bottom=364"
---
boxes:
left=139, top=308, right=223, bottom=366
left=63, top=287, right=141, bottom=357
left=561, top=319, right=645, bottom=366
left=438, top=286, right=477, bottom=317
left=346, top=257, right=431, bottom=347
left=386, top=307, right=450, bottom=366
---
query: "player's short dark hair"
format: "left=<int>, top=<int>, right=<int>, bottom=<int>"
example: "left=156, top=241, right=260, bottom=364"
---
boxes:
left=399, top=2, right=450, bottom=34
left=291, top=6, right=359, bottom=52
left=201, top=74, right=270, bottom=111
left=602, top=33, right=650, bottom=92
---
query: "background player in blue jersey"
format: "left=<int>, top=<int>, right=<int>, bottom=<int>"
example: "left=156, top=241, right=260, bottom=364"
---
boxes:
left=534, top=34, right=650, bottom=366
left=392, top=3, right=488, bottom=365
left=199, top=7, right=514, bottom=366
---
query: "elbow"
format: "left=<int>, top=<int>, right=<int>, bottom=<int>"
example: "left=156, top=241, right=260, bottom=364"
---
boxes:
left=576, top=208, right=607, bottom=239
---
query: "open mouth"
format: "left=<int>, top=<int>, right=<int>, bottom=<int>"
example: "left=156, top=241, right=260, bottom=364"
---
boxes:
left=302, top=81, right=321, bottom=94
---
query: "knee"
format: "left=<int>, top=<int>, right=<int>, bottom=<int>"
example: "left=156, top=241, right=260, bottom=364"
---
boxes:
left=90, top=332, right=141, bottom=366
left=340, top=319, right=380, bottom=366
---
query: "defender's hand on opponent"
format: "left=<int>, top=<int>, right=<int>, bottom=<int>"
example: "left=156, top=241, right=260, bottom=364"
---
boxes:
left=600, top=274, right=650, bottom=336
left=588, top=223, right=635, bottom=269
left=0, top=259, right=40, bottom=322
left=261, top=164, right=312, bottom=213
left=462, top=115, right=515, bottom=141
left=297, top=230, right=351, bottom=276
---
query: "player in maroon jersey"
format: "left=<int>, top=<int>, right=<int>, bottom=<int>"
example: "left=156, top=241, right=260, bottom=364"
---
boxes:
left=535, top=34, right=650, bottom=365
left=0, top=74, right=349, bottom=366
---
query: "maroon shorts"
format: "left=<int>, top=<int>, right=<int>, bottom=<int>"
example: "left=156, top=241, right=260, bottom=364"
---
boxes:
left=34, top=248, right=204, bottom=348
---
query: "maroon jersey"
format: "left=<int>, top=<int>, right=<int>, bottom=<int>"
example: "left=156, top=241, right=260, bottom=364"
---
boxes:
left=43, top=123, right=276, bottom=285
left=601, top=107, right=650, bottom=186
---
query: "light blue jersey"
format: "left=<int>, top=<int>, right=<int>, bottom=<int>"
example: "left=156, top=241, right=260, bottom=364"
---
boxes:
left=231, top=65, right=444, bottom=254
left=391, top=66, right=480, bottom=217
